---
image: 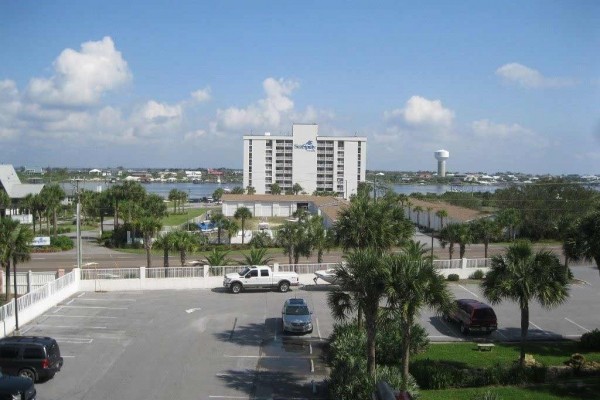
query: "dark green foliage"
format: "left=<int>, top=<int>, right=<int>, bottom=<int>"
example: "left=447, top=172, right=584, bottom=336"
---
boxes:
left=248, top=231, right=272, bottom=248
left=410, top=360, right=548, bottom=389
left=469, top=269, right=485, bottom=280
left=580, top=329, right=600, bottom=351
left=494, top=179, right=597, bottom=241
left=50, top=235, right=74, bottom=250
left=447, top=274, right=460, bottom=281
left=327, top=323, right=420, bottom=400
left=377, top=316, right=430, bottom=366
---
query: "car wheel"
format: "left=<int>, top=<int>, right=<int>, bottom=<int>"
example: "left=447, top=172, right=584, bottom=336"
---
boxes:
left=231, top=283, right=242, bottom=294
left=460, top=323, right=468, bottom=334
left=19, top=368, right=36, bottom=381
left=278, top=281, right=290, bottom=293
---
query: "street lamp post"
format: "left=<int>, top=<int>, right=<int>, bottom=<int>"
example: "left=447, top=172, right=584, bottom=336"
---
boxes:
left=373, top=172, right=385, bottom=202
left=72, top=179, right=83, bottom=269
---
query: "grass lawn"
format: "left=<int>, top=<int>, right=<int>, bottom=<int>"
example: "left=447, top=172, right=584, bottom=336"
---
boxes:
left=161, top=208, right=206, bottom=226
left=421, top=379, right=600, bottom=400
left=413, top=342, right=600, bottom=368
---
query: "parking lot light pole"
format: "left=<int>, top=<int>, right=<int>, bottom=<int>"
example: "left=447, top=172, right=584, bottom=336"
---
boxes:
left=374, top=172, right=385, bottom=202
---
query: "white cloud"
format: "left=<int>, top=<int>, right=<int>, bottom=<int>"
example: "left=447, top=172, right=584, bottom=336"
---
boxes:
left=385, top=96, right=454, bottom=128
left=471, top=119, right=535, bottom=139
left=26, top=36, right=131, bottom=106
left=496, top=63, right=576, bottom=88
left=184, top=129, right=206, bottom=141
left=215, top=77, right=300, bottom=131
left=191, top=87, right=211, bottom=102
left=0, top=80, right=21, bottom=139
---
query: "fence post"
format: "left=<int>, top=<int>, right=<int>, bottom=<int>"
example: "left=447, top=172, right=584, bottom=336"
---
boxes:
left=461, top=258, right=467, bottom=270
left=27, top=271, right=33, bottom=293
left=140, top=267, right=146, bottom=280
left=273, top=263, right=279, bottom=273
left=203, top=265, right=209, bottom=278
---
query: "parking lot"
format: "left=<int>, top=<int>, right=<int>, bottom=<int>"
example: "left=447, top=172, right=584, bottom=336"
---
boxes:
left=17, top=265, right=600, bottom=400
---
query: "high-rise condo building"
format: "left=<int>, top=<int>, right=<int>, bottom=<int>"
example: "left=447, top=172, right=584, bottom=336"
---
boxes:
left=243, top=124, right=366, bottom=199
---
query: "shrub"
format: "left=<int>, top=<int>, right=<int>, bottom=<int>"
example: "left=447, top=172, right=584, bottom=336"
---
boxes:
left=447, top=274, right=459, bottom=281
left=50, top=235, right=74, bottom=250
left=580, top=329, right=600, bottom=351
left=469, top=269, right=485, bottom=280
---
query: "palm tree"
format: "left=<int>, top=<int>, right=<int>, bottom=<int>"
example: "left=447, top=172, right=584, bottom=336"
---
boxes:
left=385, top=251, right=453, bottom=388
left=334, top=194, right=413, bottom=253
left=481, top=240, right=569, bottom=366
left=211, top=212, right=227, bottom=245
left=308, top=215, right=331, bottom=263
left=241, top=247, right=274, bottom=265
left=233, top=207, right=252, bottom=245
left=402, top=239, right=430, bottom=259
left=172, top=230, right=199, bottom=267
left=292, top=183, right=303, bottom=195
left=426, top=207, right=433, bottom=231
left=327, top=248, right=389, bottom=379
left=0, top=219, right=34, bottom=301
left=413, top=205, right=424, bottom=229
left=276, top=221, right=304, bottom=265
left=205, top=248, right=232, bottom=266
left=470, top=218, right=502, bottom=260
left=246, top=186, right=256, bottom=195
left=497, top=208, right=521, bottom=241
left=439, top=223, right=461, bottom=259
left=223, top=219, right=240, bottom=246
left=0, top=190, right=10, bottom=218
left=168, top=189, right=179, bottom=214
left=270, top=183, right=282, bottom=195
left=153, top=231, right=177, bottom=270
left=455, top=223, right=473, bottom=259
left=138, top=217, right=162, bottom=268
left=563, top=211, right=600, bottom=274
left=231, top=186, right=245, bottom=195
left=435, top=209, right=448, bottom=230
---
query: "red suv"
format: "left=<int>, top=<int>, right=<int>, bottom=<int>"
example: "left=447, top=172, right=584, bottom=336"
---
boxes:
left=445, top=299, right=498, bottom=335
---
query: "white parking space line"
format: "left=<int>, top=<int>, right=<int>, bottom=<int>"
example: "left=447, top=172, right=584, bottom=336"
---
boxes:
left=75, top=298, right=137, bottom=302
left=45, top=315, right=118, bottom=319
left=58, top=305, right=128, bottom=310
left=53, top=337, right=94, bottom=344
left=32, top=324, right=108, bottom=329
left=315, top=317, right=322, bottom=339
left=565, top=317, right=590, bottom=332
left=77, top=293, right=85, bottom=298
left=457, top=285, right=480, bottom=298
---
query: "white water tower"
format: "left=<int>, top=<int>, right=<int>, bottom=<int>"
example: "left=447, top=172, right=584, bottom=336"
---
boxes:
left=434, top=150, right=449, bottom=177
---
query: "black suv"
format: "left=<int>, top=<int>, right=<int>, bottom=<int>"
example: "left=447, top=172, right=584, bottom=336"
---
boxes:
left=0, top=372, right=36, bottom=400
left=0, top=337, right=63, bottom=382
left=445, top=299, right=498, bottom=335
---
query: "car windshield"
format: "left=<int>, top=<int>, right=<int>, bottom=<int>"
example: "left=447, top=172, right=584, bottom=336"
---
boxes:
left=239, top=267, right=251, bottom=276
left=285, top=305, right=309, bottom=316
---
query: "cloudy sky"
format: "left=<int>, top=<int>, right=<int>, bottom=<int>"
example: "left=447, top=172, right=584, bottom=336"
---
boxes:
left=1, top=1, right=598, bottom=174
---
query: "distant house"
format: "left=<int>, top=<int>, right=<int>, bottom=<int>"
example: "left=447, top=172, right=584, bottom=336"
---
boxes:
left=23, top=166, right=45, bottom=175
left=89, top=168, right=102, bottom=175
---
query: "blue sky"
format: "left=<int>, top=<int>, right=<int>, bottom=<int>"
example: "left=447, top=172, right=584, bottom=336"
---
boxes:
left=1, top=1, right=598, bottom=174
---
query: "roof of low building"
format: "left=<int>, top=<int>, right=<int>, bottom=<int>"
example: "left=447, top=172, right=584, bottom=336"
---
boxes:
left=0, top=164, right=45, bottom=198
left=221, top=194, right=349, bottom=222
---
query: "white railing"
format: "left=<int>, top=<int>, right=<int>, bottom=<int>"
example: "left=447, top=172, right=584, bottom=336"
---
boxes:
left=433, top=259, right=463, bottom=270
left=16, top=271, right=77, bottom=312
left=464, top=258, right=491, bottom=269
left=80, top=268, right=140, bottom=280
left=2, top=271, right=58, bottom=295
left=147, top=267, right=205, bottom=278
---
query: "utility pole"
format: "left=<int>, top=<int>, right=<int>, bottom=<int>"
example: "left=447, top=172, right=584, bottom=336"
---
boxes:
left=73, top=178, right=83, bottom=269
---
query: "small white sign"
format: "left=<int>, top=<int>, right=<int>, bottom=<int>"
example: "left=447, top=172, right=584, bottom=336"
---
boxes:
left=31, top=236, right=51, bottom=246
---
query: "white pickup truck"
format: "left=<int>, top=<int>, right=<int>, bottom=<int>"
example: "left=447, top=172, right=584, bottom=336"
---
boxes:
left=223, top=265, right=300, bottom=294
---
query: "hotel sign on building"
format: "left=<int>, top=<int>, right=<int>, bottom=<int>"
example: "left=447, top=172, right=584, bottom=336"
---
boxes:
left=243, top=124, right=366, bottom=199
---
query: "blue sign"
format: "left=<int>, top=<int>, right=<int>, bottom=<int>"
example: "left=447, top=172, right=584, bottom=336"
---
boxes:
left=294, top=140, right=316, bottom=152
